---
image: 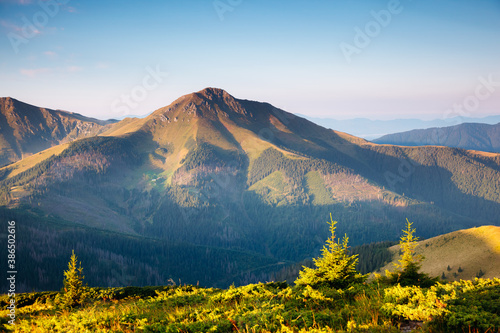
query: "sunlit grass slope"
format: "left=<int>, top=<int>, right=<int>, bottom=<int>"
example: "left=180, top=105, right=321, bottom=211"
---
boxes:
left=379, top=225, right=500, bottom=281
left=0, top=143, right=70, bottom=179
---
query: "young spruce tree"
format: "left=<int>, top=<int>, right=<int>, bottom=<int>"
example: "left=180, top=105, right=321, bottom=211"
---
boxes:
left=382, top=219, right=438, bottom=287
left=396, top=218, right=420, bottom=271
left=61, top=250, right=87, bottom=308
left=295, top=214, right=366, bottom=289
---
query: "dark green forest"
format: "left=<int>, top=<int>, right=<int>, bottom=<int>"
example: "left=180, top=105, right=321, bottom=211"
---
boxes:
left=0, top=205, right=396, bottom=293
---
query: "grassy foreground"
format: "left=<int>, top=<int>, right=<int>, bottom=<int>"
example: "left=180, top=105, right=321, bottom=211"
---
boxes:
left=1, top=278, right=499, bottom=333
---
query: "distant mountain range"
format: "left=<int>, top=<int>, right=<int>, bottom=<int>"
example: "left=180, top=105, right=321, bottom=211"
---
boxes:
left=373, top=122, right=500, bottom=153
left=0, top=97, right=117, bottom=166
left=0, top=88, right=499, bottom=292
left=300, top=115, right=500, bottom=140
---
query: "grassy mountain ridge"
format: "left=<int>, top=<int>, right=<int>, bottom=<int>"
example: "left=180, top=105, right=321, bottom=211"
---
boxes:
left=379, top=225, right=500, bottom=281
left=0, top=97, right=117, bottom=166
left=359, top=144, right=500, bottom=221
left=0, top=88, right=499, bottom=291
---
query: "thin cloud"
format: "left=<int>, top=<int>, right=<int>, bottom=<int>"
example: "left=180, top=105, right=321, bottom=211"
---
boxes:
left=0, top=20, right=22, bottom=33
left=64, top=6, right=77, bottom=13
left=96, top=62, right=110, bottom=69
left=20, top=68, right=51, bottom=77
left=44, top=51, right=58, bottom=58
left=19, top=65, right=83, bottom=77
left=6, top=0, right=34, bottom=4
left=0, top=19, right=42, bottom=35
left=0, top=0, right=34, bottom=4
left=66, top=66, right=82, bottom=73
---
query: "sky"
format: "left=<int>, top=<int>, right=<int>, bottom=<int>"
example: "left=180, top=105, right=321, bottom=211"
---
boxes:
left=0, top=0, right=499, bottom=121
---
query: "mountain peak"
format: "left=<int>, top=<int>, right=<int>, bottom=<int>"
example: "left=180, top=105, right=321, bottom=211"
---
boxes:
left=196, top=87, right=231, bottom=100
left=178, top=87, right=247, bottom=118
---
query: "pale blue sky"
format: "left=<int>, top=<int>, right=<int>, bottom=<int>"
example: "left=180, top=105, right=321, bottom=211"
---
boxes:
left=0, top=0, right=499, bottom=120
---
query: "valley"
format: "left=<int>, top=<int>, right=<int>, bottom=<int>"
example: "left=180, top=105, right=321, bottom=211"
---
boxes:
left=0, top=88, right=499, bottom=293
